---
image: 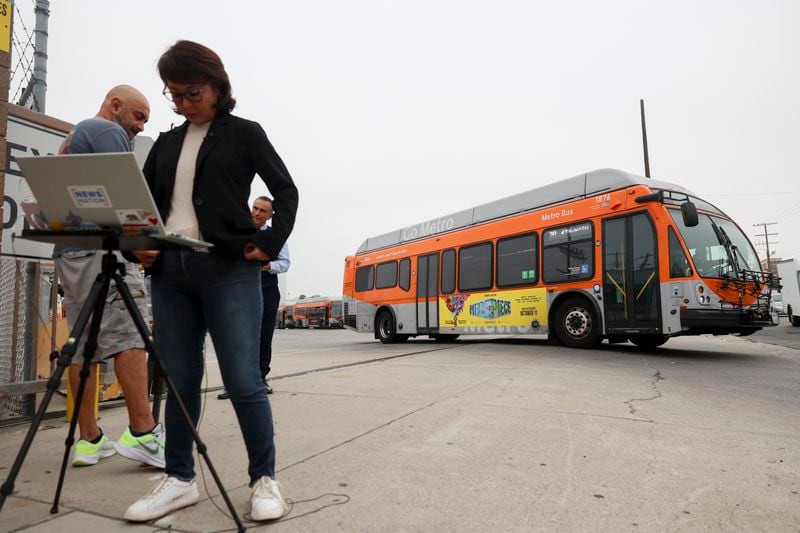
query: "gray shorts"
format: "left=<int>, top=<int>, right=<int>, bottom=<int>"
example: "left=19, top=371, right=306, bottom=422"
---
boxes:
left=55, top=250, right=151, bottom=364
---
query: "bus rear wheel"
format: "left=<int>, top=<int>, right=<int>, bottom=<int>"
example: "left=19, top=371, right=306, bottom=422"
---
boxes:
left=376, top=311, right=408, bottom=344
left=629, top=334, right=669, bottom=349
left=553, top=297, right=601, bottom=348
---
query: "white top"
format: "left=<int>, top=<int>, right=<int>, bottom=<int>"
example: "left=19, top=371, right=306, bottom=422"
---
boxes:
left=261, top=223, right=291, bottom=274
left=165, top=121, right=211, bottom=240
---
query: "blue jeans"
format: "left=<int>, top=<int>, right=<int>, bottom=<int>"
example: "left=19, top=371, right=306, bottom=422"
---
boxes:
left=151, top=250, right=276, bottom=483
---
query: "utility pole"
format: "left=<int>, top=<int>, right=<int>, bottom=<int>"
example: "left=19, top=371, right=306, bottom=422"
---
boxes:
left=31, top=0, right=49, bottom=110
left=640, top=99, right=651, bottom=178
left=753, top=222, right=778, bottom=275
left=17, top=0, right=48, bottom=111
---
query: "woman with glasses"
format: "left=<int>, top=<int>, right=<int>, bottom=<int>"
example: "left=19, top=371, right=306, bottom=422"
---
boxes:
left=124, top=40, right=298, bottom=523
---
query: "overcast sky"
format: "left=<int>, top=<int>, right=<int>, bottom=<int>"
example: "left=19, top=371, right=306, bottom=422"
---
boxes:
left=20, top=0, right=800, bottom=298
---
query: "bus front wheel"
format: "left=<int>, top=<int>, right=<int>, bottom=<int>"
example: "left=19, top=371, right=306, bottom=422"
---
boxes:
left=553, top=297, right=601, bottom=348
left=376, top=311, right=408, bottom=344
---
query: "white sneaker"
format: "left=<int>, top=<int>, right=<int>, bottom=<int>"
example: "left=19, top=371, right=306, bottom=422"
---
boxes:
left=114, top=423, right=165, bottom=469
left=124, top=474, right=199, bottom=522
left=250, top=476, right=288, bottom=521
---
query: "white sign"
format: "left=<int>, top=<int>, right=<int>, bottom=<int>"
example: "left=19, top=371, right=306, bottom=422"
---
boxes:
left=2, top=113, right=68, bottom=259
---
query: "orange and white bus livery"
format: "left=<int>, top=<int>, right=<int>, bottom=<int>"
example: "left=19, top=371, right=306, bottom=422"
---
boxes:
left=341, top=169, right=777, bottom=348
left=295, top=298, right=344, bottom=329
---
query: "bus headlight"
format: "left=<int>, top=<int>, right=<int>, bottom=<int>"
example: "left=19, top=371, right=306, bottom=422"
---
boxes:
left=695, top=283, right=712, bottom=305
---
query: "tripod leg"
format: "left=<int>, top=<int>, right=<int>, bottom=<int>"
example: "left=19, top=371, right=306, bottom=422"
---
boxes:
left=150, top=358, right=163, bottom=425
left=0, top=270, right=110, bottom=513
left=113, top=273, right=245, bottom=532
left=51, top=270, right=111, bottom=513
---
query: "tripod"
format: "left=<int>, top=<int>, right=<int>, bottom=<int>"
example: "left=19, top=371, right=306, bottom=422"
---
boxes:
left=0, top=233, right=245, bottom=532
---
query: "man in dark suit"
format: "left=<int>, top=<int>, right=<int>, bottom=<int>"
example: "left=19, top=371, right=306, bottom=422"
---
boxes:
left=219, top=196, right=289, bottom=399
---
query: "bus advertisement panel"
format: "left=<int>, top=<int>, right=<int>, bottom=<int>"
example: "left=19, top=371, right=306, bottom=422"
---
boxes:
left=439, top=288, right=548, bottom=331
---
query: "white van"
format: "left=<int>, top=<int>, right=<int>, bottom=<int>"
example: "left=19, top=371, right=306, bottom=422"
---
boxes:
left=770, top=291, right=784, bottom=315
left=776, top=259, right=800, bottom=326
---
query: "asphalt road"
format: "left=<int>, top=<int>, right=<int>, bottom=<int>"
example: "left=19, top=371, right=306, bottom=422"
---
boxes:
left=751, top=318, right=800, bottom=350
left=3, top=328, right=798, bottom=532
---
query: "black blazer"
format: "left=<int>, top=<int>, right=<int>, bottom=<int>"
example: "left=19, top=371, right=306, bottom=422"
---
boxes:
left=143, top=112, right=298, bottom=259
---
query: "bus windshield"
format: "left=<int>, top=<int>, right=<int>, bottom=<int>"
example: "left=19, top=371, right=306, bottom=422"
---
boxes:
left=669, top=209, right=760, bottom=278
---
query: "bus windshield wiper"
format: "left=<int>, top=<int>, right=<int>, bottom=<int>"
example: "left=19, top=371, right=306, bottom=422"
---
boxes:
left=711, top=222, right=741, bottom=277
left=724, top=228, right=752, bottom=271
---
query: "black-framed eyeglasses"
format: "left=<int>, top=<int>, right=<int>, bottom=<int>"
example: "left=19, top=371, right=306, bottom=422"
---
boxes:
left=162, top=84, right=209, bottom=104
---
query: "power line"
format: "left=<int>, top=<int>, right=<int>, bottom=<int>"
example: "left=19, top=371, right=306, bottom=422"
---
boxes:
left=775, top=198, right=800, bottom=222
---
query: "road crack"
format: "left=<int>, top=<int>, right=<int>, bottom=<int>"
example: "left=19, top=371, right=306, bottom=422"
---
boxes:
left=624, top=370, right=664, bottom=421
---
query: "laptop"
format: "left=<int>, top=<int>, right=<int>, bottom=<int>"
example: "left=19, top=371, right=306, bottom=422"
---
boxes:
left=15, top=152, right=212, bottom=251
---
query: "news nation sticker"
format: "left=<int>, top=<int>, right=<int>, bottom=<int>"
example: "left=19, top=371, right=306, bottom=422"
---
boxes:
left=67, top=185, right=112, bottom=208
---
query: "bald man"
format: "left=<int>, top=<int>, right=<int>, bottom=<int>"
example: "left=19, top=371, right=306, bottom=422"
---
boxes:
left=55, top=85, right=165, bottom=469
left=61, top=85, right=150, bottom=150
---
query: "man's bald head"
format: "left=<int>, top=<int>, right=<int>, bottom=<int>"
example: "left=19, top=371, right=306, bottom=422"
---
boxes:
left=97, top=84, right=150, bottom=140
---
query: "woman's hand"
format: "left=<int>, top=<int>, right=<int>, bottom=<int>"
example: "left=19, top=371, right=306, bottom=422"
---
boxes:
left=244, top=242, right=270, bottom=262
left=132, top=250, right=161, bottom=268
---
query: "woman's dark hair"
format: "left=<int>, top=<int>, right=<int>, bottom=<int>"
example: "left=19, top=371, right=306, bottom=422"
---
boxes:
left=158, top=40, right=236, bottom=113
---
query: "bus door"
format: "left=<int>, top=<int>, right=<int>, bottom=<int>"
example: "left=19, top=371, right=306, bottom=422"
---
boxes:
left=602, top=213, right=662, bottom=334
left=416, top=253, right=439, bottom=333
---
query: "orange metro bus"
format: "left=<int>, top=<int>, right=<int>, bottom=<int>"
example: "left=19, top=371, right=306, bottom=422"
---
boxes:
left=341, top=169, right=777, bottom=348
left=291, top=297, right=345, bottom=329
left=276, top=304, right=294, bottom=329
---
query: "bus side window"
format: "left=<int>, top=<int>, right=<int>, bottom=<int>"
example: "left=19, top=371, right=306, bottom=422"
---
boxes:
left=399, top=258, right=411, bottom=291
left=355, top=265, right=375, bottom=291
left=542, top=221, right=594, bottom=283
left=459, top=242, right=493, bottom=292
left=376, top=261, right=398, bottom=289
left=441, top=249, right=456, bottom=294
left=668, top=227, right=693, bottom=278
left=497, top=232, right=538, bottom=287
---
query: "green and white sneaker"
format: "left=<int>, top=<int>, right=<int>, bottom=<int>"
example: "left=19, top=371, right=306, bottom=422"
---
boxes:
left=72, top=433, right=116, bottom=466
left=114, top=423, right=165, bottom=469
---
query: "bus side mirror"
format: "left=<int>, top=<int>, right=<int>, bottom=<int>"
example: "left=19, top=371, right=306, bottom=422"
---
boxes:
left=681, top=201, right=699, bottom=227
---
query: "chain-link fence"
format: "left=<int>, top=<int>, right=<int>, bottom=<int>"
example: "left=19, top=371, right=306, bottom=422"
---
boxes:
left=0, top=257, right=56, bottom=420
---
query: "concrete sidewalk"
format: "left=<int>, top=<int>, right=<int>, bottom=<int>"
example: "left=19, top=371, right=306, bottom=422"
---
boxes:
left=1, top=330, right=799, bottom=532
